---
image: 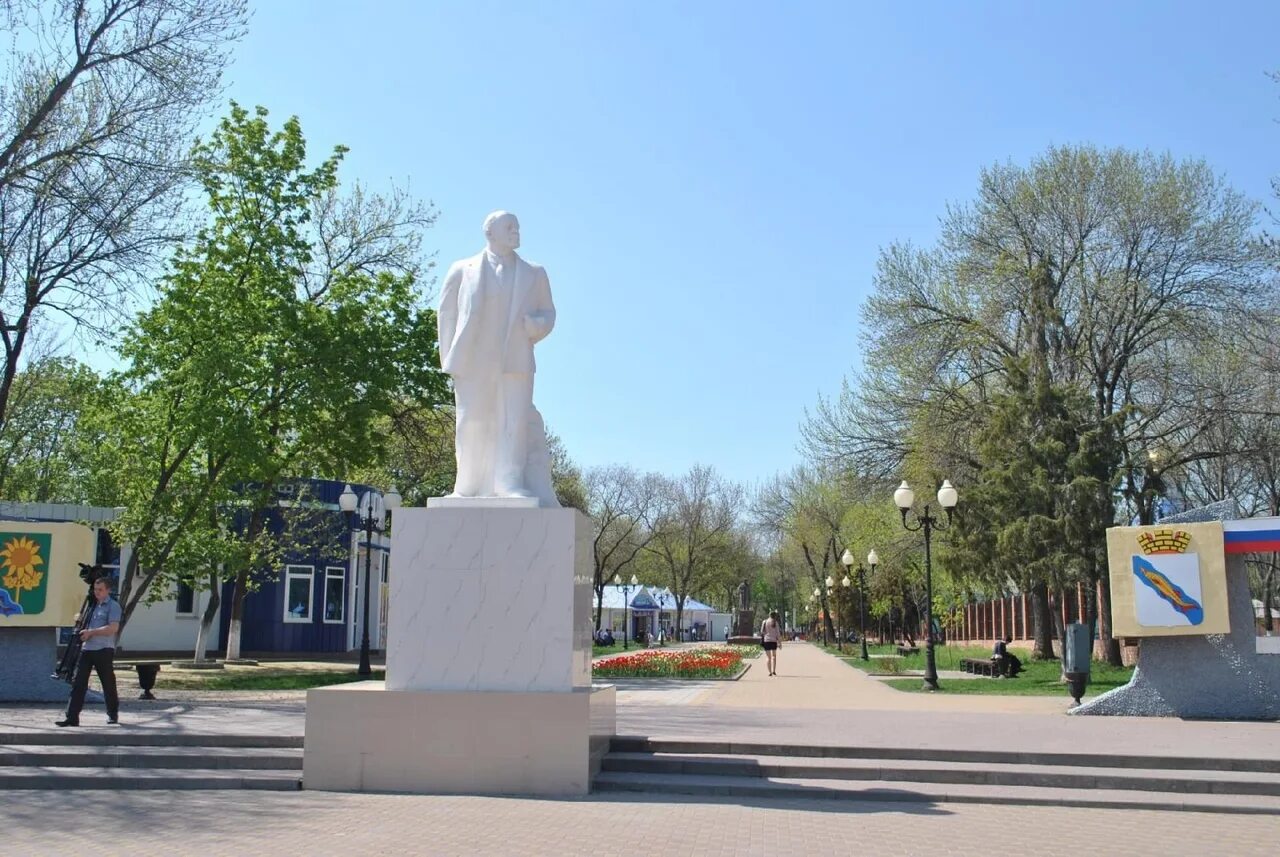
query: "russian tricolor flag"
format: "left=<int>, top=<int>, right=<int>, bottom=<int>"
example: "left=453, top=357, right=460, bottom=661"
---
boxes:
left=1223, top=517, right=1280, bottom=554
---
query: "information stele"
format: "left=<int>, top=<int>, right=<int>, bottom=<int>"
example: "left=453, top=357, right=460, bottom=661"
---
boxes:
left=1106, top=521, right=1230, bottom=638
left=0, top=521, right=97, bottom=628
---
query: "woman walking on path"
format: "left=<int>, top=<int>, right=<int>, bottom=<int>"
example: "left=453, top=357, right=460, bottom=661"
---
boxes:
left=761, top=610, right=782, bottom=676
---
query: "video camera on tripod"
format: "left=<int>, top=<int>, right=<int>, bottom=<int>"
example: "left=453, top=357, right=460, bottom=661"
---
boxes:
left=52, top=562, right=110, bottom=683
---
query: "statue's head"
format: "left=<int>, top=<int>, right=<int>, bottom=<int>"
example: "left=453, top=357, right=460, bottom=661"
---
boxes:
left=483, top=211, right=520, bottom=253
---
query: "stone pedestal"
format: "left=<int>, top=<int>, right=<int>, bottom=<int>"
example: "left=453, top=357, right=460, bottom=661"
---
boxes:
left=1074, top=504, right=1280, bottom=720
left=304, top=505, right=614, bottom=795
left=0, top=628, right=66, bottom=702
left=733, top=608, right=756, bottom=638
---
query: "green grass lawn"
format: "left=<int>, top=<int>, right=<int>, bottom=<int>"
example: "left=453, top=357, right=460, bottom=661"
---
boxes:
left=822, top=641, right=1134, bottom=697
left=156, top=669, right=385, bottom=691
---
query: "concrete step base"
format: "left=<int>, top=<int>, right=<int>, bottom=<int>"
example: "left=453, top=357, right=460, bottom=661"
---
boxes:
left=0, top=745, right=303, bottom=770
left=0, top=731, right=303, bottom=749
left=593, top=770, right=1280, bottom=815
left=608, top=736, right=1280, bottom=774
left=602, top=751, right=1280, bottom=797
left=0, top=766, right=302, bottom=791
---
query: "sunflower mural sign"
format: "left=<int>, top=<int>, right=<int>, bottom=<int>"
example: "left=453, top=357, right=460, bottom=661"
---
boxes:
left=1107, top=522, right=1231, bottom=637
left=0, top=532, right=51, bottom=615
left=0, top=522, right=95, bottom=628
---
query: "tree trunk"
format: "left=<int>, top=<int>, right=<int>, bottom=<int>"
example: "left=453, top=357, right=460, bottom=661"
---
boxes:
left=1265, top=556, right=1276, bottom=633
left=225, top=507, right=267, bottom=661
left=1031, top=581, right=1056, bottom=659
left=193, top=569, right=220, bottom=663
left=1085, top=571, right=1099, bottom=658
left=1097, top=574, right=1123, bottom=666
left=594, top=581, right=604, bottom=631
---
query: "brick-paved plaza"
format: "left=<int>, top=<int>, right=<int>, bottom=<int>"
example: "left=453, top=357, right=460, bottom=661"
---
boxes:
left=4, top=642, right=1278, bottom=856
left=3, top=788, right=1279, bottom=857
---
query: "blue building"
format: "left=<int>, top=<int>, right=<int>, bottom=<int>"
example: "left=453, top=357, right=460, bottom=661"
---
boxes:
left=0, top=479, right=391, bottom=657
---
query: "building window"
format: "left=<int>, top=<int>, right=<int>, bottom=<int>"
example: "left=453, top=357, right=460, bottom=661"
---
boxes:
left=323, top=566, right=345, bottom=624
left=283, top=565, right=314, bottom=623
left=175, top=582, right=195, bottom=616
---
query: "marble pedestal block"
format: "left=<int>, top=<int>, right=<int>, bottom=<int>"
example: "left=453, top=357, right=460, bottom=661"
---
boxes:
left=385, top=505, right=592, bottom=691
left=304, top=505, right=612, bottom=795
left=304, top=682, right=615, bottom=796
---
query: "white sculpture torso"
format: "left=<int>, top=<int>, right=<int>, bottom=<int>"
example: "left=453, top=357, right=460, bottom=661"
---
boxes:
left=435, top=212, right=559, bottom=507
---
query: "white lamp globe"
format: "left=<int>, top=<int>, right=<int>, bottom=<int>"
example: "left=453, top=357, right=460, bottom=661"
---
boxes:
left=894, top=481, right=915, bottom=510
left=841, top=548, right=854, bottom=567
left=338, top=484, right=358, bottom=513
left=867, top=549, right=880, bottom=567
left=937, top=479, right=958, bottom=509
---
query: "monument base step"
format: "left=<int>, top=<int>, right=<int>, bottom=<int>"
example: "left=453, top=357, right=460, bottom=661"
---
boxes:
left=597, top=737, right=1280, bottom=815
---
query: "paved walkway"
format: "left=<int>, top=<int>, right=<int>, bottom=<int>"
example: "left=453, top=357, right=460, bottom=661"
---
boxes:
left=5, top=789, right=1278, bottom=857
left=4, top=642, right=1279, bottom=856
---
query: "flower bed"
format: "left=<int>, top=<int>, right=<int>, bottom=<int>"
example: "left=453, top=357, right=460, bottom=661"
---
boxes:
left=593, top=647, right=746, bottom=679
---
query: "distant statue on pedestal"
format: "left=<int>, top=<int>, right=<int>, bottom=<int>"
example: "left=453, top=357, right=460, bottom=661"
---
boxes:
left=437, top=211, right=559, bottom=506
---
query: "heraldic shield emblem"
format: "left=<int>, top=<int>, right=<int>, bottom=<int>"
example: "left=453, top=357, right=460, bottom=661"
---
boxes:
left=1131, top=530, right=1204, bottom=626
left=1106, top=521, right=1230, bottom=637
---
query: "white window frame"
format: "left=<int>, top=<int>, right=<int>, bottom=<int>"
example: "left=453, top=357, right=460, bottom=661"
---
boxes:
left=174, top=581, right=197, bottom=618
left=322, top=566, right=345, bottom=624
left=282, top=565, right=315, bottom=623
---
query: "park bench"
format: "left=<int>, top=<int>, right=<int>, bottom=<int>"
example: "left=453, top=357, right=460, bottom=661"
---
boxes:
left=896, top=645, right=919, bottom=657
left=960, top=656, right=1018, bottom=678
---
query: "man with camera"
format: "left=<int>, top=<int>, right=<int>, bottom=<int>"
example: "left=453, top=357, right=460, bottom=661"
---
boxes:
left=56, top=576, right=121, bottom=727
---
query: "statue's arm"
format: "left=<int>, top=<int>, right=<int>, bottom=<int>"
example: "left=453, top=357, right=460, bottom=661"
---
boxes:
left=438, top=263, right=463, bottom=367
left=523, top=266, right=556, bottom=344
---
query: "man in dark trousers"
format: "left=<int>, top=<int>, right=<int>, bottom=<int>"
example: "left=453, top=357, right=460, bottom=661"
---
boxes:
left=57, top=577, right=121, bottom=726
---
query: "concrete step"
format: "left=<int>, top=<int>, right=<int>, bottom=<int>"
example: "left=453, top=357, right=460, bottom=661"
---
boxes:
left=602, top=751, right=1280, bottom=797
left=592, top=770, right=1280, bottom=815
left=609, top=736, right=1280, bottom=774
left=0, top=766, right=302, bottom=791
left=0, top=745, right=303, bottom=770
left=0, top=731, right=303, bottom=749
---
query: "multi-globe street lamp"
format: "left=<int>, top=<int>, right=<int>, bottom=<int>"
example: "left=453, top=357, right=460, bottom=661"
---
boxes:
left=614, top=573, right=638, bottom=649
left=825, top=575, right=841, bottom=651
left=841, top=548, right=876, bottom=661
left=841, top=573, right=852, bottom=649
left=338, top=484, right=401, bottom=677
left=894, top=479, right=958, bottom=691
left=812, top=587, right=827, bottom=646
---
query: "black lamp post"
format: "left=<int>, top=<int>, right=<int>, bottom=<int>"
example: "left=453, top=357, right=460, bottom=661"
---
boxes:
left=339, top=483, right=399, bottom=677
left=895, top=479, right=957, bottom=692
left=825, top=575, right=841, bottom=651
left=863, top=550, right=877, bottom=660
left=841, top=548, right=876, bottom=662
left=616, top=573, right=637, bottom=649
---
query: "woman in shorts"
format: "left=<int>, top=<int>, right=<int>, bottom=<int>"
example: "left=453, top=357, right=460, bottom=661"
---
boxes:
left=760, top=610, right=782, bottom=676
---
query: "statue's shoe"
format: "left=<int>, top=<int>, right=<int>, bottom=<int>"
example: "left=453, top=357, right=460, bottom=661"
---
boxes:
left=495, top=487, right=535, bottom=499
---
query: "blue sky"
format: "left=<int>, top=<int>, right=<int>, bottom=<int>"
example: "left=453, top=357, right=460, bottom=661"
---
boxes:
left=216, top=0, right=1279, bottom=489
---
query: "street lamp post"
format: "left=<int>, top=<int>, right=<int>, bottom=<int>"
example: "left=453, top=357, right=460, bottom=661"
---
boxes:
left=894, top=479, right=957, bottom=692
left=840, top=572, right=852, bottom=651
left=339, top=484, right=400, bottom=677
left=825, top=575, right=841, bottom=651
left=618, top=573, right=637, bottom=649
left=840, top=548, right=875, bottom=662
left=863, top=550, right=877, bottom=660
left=813, top=587, right=826, bottom=646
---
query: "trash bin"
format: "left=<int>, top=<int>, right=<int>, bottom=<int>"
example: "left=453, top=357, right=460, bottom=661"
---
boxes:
left=1063, top=622, right=1091, bottom=705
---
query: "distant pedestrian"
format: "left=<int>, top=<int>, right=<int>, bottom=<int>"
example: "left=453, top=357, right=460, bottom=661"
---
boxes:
left=760, top=610, right=782, bottom=676
left=57, top=577, right=121, bottom=727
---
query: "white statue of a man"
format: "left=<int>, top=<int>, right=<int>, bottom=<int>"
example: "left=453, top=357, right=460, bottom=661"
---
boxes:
left=437, top=211, right=559, bottom=505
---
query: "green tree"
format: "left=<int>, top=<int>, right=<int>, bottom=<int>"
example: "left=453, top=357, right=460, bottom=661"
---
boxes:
left=0, top=357, right=101, bottom=502
left=0, top=0, right=247, bottom=431
left=804, top=145, right=1268, bottom=664
left=100, top=103, right=445, bottom=639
